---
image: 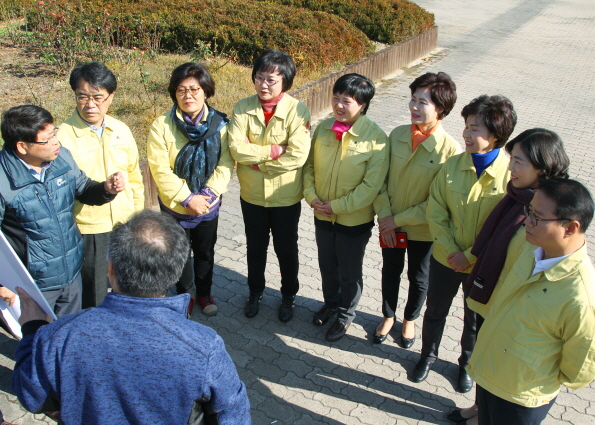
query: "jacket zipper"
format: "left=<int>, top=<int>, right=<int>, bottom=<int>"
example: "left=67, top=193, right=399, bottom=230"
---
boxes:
left=43, top=181, right=72, bottom=284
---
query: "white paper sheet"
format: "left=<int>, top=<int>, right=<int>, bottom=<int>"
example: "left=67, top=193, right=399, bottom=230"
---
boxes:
left=0, top=231, right=57, bottom=338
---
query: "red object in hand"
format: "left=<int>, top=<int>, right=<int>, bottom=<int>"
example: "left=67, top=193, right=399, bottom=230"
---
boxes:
left=379, top=232, right=408, bottom=248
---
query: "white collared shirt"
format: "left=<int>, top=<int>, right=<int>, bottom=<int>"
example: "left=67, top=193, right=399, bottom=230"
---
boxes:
left=532, top=247, right=572, bottom=275
left=17, top=157, right=51, bottom=183
left=78, top=110, right=105, bottom=139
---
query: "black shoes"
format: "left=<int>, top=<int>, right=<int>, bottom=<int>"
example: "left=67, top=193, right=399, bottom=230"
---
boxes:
left=411, top=357, right=434, bottom=383
left=313, top=305, right=338, bottom=326
left=278, top=295, right=296, bottom=322
left=326, top=319, right=350, bottom=342
left=446, top=408, right=467, bottom=423
left=396, top=334, right=416, bottom=349
left=373, top=332, right=388, bottom=344
left=457, top=367, right=474, bottom=393
left=244, top=292, right=263, bottom=318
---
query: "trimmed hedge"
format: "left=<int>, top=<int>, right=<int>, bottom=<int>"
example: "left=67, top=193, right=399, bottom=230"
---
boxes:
left=26, top=0, right=374, bottom=69
left=259, top=0, right=435, bottom=44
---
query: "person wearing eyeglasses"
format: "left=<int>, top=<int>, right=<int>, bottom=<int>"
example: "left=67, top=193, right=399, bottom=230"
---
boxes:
left=466, top=178, right=595, bottom=425
left=57, top=61, right=145, bottom=309
left=446, top=129, right=570, bottom=425
left=147, top=62, right=233, bottom=317
left=228, top=49, right=311, bottom=322
left=412, top=95, right=517, bottom=392
left=0, top=105, right=124, bottom=317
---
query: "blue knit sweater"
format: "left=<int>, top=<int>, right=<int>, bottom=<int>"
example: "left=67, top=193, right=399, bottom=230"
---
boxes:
left=12, top=293, right=251, bottom=424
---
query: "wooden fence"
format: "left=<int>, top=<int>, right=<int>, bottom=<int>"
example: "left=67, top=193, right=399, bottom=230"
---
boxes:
left=290, top=26, right=438, bottom=118
left=140, top=26, right=439, bottom=209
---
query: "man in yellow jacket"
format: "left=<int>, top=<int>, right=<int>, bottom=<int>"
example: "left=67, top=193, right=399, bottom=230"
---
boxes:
left=467, top=178, right=595, bottom=424
left=58, top=62, right=145, bottom=308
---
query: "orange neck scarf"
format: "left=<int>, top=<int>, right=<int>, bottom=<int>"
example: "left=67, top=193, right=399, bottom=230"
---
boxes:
left=411, top=121, right=440, bottom=151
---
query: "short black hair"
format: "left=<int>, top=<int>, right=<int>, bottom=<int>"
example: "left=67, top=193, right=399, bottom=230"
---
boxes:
left=333, top=73, right=375, bottom=114
left=1, top=105, right=54, bottom=150
left=252, top=49, right=296, bottom=92
left=461, top=95, right=517, bottom=148
left=505, top=128, right=569, bottom=185
left=168, top=62, right=215, bottom=104
left=539, top=178, right=594, bottom=233
left=69, top=61, right=117, bottom=94
left=107, top=210, right=190, bottom=297
left=409, top=72, right=457, bottom=119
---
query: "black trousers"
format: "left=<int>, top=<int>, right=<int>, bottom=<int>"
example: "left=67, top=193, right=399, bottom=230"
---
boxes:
left=421, top=257, right=477, bottom=367
left=315, top=223, right=372, bottom=324
left=240, top=198, right=300, bottom=296
left=81, top=232, right=110, bottom=308
left=381, top=240, right=433, bottom=321
left=477, top=384, right=555, bottom=425
left=175, top=216, right=219, bottom=298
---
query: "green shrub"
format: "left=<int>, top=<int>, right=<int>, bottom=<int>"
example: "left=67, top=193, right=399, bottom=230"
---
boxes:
left=0, top=0, right=32, bottom=20
left=26, top=0, right=374, bottom=70
left=258, top=0, right=435, bottom=44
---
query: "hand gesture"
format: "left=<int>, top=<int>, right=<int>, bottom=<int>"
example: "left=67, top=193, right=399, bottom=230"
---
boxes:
left=104, top=171, right=125, bottom=194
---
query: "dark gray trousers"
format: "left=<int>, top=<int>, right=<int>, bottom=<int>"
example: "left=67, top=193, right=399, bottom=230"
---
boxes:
left=81, top=232, right=110, bottom=308
left=315, top=224, right=372, bottom=324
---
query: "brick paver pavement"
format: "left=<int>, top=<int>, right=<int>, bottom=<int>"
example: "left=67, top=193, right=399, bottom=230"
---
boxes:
left=1, top=0, right=594, bottom=423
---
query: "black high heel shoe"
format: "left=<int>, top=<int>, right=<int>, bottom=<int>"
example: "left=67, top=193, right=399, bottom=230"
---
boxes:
left=396, top=334, right=416, bottom=349
left=373, top=331, right=388, bottom=344
left=372, top=318, right=394, bottom=344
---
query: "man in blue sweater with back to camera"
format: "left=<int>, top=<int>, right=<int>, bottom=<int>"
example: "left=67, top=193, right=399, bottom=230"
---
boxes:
left=11, top=209, right=251, bottom=424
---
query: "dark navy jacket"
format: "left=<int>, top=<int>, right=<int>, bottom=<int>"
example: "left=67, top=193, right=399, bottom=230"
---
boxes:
left=12, top=293, right=251, bottom=424
left=0, top=147, right=114, bottom=291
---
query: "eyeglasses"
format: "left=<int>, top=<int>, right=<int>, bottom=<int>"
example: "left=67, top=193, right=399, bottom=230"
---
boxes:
left=254, top=75, right=282, bottom=87
left=31, top=128, right=59, bottom=145
left=176, top=86, right=202, bottom=97
left=524, top=205, right=571, bottom=226
left=76, top=94, right=110, bottom=105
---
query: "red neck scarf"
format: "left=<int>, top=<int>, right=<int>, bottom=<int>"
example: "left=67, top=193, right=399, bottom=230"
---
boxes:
left=258, top=92, right=285, bottom=126
left=331, top=120, right=353, bottom=141
left=411, top=121, right=440, bottom=151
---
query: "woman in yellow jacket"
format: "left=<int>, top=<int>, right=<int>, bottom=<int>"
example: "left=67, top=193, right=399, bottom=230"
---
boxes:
left=303, top=73, right=389, bottom=342
left=147, top=62, right=234, bottom=317
left=228, top=50, right=311, bottom=322
left=373, top=72, right=459, bottom=348
left=412, top=95, right=517, bottom=393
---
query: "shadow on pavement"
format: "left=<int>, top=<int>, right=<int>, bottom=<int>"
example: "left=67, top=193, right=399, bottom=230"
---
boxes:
left=199, top=264, right=459, bottom=424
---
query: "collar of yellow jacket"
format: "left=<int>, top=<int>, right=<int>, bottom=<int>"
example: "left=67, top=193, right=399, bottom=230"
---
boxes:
left=396, top=122, right=446, bottom=153
left=68, top=109, right=115, bottom=138
left=320, top=114, right=371, bottom=138
left=246, top=93, right=293, bottom=122
left=460, top=149, right=507, bottom=178
left=537, top=242, right=589, bottom=283
left=173, top=103, right=211, bottom=123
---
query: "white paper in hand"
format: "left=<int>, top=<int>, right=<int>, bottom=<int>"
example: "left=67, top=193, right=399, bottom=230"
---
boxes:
left=0, top=231, right=57, bottom=338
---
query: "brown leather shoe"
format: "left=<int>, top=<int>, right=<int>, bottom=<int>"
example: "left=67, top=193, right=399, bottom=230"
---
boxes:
left=325, top=319, right=350, bottom=342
